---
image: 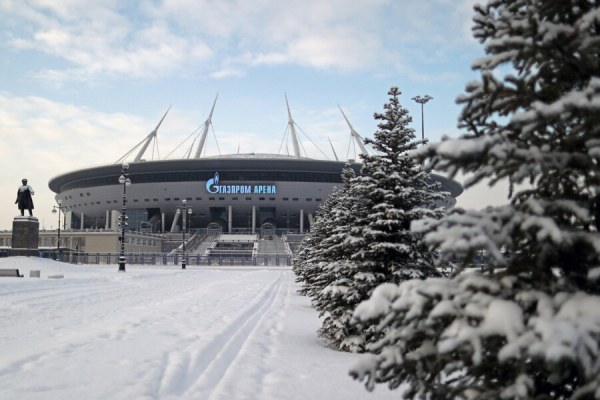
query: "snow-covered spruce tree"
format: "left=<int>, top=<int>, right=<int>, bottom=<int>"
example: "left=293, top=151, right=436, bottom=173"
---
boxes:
left=313, top=87, right=447, bottom=352
left=293, top=186, right=341, bottom=287
left=351, top=1, right=600, bottom=398
left=293, top=164, right=357, bottom=298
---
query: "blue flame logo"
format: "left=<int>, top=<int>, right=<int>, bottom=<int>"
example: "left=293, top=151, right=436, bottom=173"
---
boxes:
left=206, top=172, right=219, bottom=193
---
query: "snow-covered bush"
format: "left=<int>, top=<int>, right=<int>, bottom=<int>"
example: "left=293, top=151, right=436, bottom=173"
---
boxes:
left=311, top=88, right=446, bottom=352
left=351, top=0, right=600, bottom=397
left=351, top=273, right=600, bottom=399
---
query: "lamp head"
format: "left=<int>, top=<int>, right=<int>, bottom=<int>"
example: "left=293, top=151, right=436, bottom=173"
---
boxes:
left=122, top=162, right=129, bottom=171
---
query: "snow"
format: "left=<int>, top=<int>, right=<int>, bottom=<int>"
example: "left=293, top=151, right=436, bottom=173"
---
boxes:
left=0, top=257, right=398, bottom=400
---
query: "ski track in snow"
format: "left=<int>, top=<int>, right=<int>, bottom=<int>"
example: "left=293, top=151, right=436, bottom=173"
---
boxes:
left=157, top=272, right=285, bottom=399
left=0, top=260, right=399, bottom=400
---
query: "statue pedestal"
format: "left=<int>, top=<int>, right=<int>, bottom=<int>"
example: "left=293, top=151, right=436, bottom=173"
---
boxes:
left=11, top=216, right=40, bottom=257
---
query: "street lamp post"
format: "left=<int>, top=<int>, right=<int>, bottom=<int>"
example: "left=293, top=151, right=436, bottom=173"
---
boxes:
left=117, top=163, right=131, bottom=272
left=411, top=95, right=433, bottom=141
left=176, top=200, right=193, bottom=269
left=52, top=200, right=67, bottom=260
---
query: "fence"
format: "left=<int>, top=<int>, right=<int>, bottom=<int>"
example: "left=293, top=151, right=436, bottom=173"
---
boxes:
left=67, top=253, right=294, bottom=267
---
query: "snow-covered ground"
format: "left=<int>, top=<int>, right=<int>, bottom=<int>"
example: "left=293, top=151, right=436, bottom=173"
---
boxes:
left=0, top=257, right=395, bottom=400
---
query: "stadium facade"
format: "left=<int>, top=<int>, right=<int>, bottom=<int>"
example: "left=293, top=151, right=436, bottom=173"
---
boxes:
left=48, top=98, right=463, bottom=234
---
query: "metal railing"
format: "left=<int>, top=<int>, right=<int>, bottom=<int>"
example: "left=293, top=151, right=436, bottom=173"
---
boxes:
left=65, top=253, right=293, bottom=266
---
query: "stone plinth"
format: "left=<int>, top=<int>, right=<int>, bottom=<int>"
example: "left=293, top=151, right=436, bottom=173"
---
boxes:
left=11, top=216, right=39, bottom=257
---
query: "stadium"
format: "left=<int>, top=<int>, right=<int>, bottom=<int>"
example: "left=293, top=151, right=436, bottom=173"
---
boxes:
left=48, top=97, right=463, bottom=235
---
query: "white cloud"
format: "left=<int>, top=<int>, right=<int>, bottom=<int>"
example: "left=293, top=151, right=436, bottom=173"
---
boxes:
left=209, top=68, right=245, bottom=79
left=1, top=0, right=479, bottom=83
left=0, top=94, right=161, bottom=229
left=1, top=1, right=212, bottom=82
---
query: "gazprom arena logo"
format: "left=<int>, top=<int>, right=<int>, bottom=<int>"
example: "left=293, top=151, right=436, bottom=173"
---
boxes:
left=206, top=172, right=276, bottom=194
left=206, top=172, right=220, bottom=193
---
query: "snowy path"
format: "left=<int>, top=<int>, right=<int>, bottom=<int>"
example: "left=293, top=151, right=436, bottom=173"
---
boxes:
left=0, top=258, right=395, bottom=400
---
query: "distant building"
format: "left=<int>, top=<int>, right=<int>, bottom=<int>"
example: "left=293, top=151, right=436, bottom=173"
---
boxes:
left=0, top=229, right=164, bottom=255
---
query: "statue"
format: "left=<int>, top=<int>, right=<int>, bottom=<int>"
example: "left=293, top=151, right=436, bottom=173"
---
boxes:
left=16, top=179, right=34, bottom=217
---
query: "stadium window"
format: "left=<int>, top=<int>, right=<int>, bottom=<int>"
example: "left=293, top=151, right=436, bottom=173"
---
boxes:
left=153, top=199, right=158, bottom=202
left=165, top=198, right=170, bottom=201
left=245, top=197, right=252, bottom=200
left=232, top=197, right=238, bottom=200
left=144, top=199, right=150, bottom=202
left=186, top=197, right=192, bottom=201
left=291, top=214, right=297, bottom=217
left=283, top=198, right=289, bottom=201
left=84, top=203, right=87, bottom=206
left=219, top=197, right=225, bottom=200
left=259, top=197, right=265, bottom=200
left=281, top=213, right=287, bottom=217
left=269, top=197, right=275, bottom=201
left=133, top=199, right=139, bottom=202
left=87, top=193, right=91, bottom=196
left=316, top=198, right=322, bottom=201
left=113, top=200, right=118, bottom=203
left=106, top=201, right=111, bottom=204
left=80, top=193, right=84, bottom=197
left=196, top=197, right=202, bottom=201
left=209, top=197, right=215, bottom=200
left=293, top=198, right=298, bottom=201
left=173, top=198, right=180, bottom=201
left=306, top=198, right=312, bottom=201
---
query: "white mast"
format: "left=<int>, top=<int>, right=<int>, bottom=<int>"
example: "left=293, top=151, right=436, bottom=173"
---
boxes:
left=134, top=106, right=171, bottom=162
left=339, top=105, right=368, bottom=156
left=286, top=94, right=301, bottom=159
left=194, top=94, right=218, bottom=159
left=328, top=137, right=339, bottom=161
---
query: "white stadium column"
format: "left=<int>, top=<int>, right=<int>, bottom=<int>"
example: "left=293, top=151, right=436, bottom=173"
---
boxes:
left=110, top=210, right=120, bottom=230
left=252, top=206, right=256, bottom=233
left=170, top=212, right=180, bottom=233
left=80, top=213, right=84, bottom=230
left=300, top=209, right=304, bottom=233
left=105, top=210, right=110, bottom=229
left=308, top=214, right=313, bottom=231
left=161, top=213, right=165, bottom=233
left=228, top=206, right=232, bottom=234
left=65, top=211, right=72, bottom=230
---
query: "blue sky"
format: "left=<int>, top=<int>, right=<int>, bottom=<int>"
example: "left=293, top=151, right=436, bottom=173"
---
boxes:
left=0, top=0, right=511, bottom=230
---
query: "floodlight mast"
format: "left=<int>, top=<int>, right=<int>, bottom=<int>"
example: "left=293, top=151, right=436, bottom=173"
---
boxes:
left=134, top=106, right=171, bottom=162
left=339, top=105, right=368, bottom=156
left=285, top=94, right=301, bottom=159
left=194, top=94, right=219, bottom=159
left=411, top=95, right=433, bottom=141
